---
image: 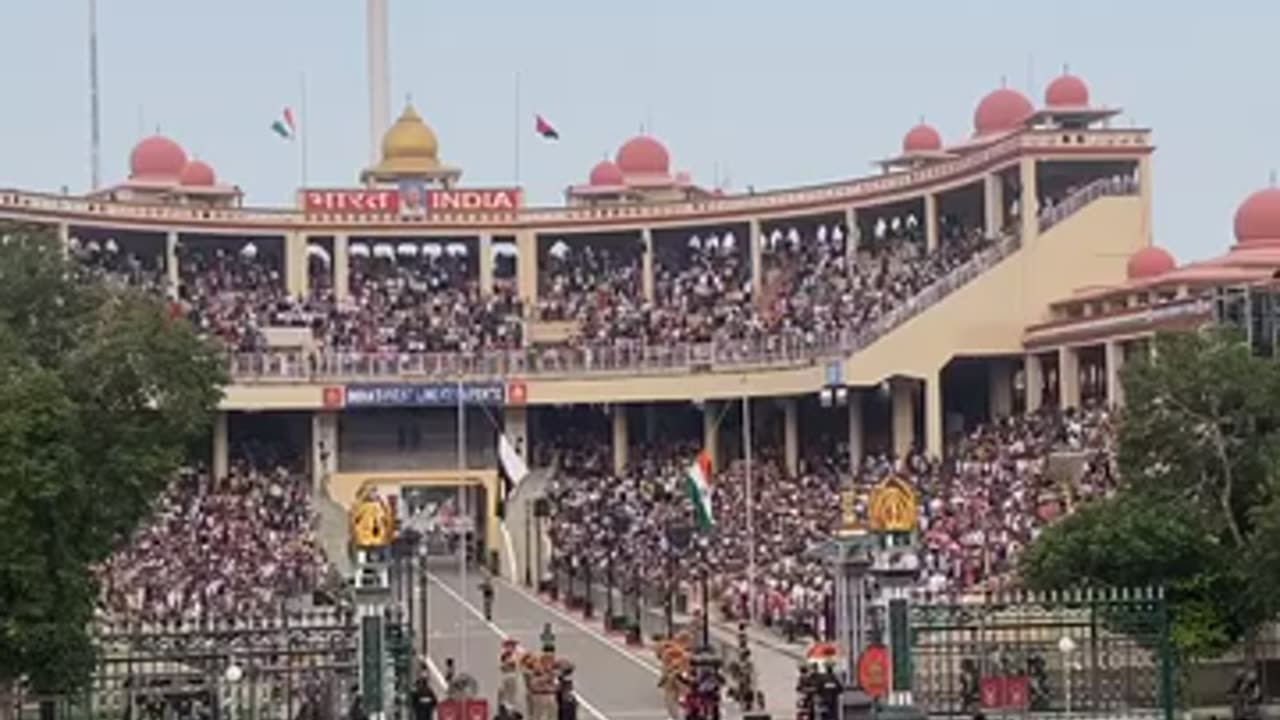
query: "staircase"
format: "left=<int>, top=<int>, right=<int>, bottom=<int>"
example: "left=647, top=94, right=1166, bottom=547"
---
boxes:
left=313, top=478, right=353, bottom=579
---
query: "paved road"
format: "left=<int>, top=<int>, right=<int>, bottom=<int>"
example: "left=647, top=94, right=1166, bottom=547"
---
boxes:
left=411, top=565, right=798, bottom=720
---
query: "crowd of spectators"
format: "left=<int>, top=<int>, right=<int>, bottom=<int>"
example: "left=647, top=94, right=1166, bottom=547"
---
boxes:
left=176, top=242, right=291, bottom=352
left=70, top=237, right=168, bottom=295
left=94, top=455, right=331, bottom=623
left=545, top=404, right=1117, bottom=638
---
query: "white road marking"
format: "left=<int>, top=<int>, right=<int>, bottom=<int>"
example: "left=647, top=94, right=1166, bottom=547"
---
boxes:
left=427, top=573, right=614, bottom=720
left=499, top=577, right=662, bottom=677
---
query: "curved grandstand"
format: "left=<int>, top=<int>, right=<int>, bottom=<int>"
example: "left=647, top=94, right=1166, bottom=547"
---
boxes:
left=15, top=64, right=1280, bottom=629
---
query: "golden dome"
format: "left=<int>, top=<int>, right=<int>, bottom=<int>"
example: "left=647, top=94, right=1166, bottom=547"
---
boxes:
left=380, top=104, right=439, bottom=168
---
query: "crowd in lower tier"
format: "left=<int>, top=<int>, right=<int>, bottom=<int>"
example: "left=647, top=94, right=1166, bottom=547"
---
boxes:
left=546, top=405, right=1116, bottom=636
left=94, top=457, right=332, bottom=623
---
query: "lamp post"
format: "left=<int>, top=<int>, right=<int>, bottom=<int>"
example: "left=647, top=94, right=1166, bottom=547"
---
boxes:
left=1058, top=635, right=1077, bottom=719
left=665, top=521, right=692, bottom=637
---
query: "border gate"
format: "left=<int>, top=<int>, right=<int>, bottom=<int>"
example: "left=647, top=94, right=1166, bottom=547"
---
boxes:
left=14, top=608, right=358, bottom=720
left=909, top=587, right=1174, bottom=720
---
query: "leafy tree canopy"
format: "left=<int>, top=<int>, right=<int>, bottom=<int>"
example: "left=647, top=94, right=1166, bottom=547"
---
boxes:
left=0, top=223, right=226, bottom=691
left=1022, top=329, right=1280, bottom=658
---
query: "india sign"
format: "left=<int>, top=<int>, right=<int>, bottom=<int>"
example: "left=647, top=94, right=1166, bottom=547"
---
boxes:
left=302, top=187, right=522, bottom=215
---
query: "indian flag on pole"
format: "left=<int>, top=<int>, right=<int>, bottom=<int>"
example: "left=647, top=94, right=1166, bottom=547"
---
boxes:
left=684, top=450, right=715, bottom=532
left=271, top=107, right=296, bottom=140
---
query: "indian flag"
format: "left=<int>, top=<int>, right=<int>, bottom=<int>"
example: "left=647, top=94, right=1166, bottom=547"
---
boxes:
left=271, top=108, right=296, bottom=140
left=684, top=451, right=715, bottom=532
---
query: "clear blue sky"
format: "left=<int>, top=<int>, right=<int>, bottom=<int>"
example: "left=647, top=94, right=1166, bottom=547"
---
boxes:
left=1, top=1, right=1276, bottom=263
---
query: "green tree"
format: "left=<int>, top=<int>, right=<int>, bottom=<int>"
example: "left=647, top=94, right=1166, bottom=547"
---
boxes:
left=0, top=223, right=227, bottom=694
left=1022, top=328, right=1280, bottom=658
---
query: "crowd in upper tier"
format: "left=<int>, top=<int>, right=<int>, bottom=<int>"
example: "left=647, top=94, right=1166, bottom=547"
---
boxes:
left=94, top=446, right=334, bottom=623
left=68, top=216, right=997, bottom=357
left=546, top=404, right=1116, bottom=636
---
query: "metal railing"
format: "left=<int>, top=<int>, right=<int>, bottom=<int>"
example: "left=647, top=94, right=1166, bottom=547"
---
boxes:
left=228, top=177, right=1136, bottom=384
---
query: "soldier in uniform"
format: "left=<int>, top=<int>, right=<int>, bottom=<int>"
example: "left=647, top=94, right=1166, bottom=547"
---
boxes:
left=498, top=639, right=523, bottom=715
left=657, top=642, right=691, bottom=720
left=480, top=574, right=496, bottom=621
left=527, top=653, right=560, bottom=720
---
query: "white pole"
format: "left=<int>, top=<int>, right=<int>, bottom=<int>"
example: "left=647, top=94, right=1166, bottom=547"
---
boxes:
left=88, top=0, right=101, bottom=191
left=513, top=72, right=521, bottom=186
left=457, top=378, right=468, bottom=674
left=366, top=0, right=390, bottom=165
left=743, top=396, right=755, bottom=624
left=298, top=72, right=309, bottom=189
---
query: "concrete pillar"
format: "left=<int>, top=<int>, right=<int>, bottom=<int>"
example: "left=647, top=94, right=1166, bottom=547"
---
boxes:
left=924, top=193, right=939, bottom=253
left=783, top=398, right=799, bottom=477
left=166, top=231, right=180, bottom=299
left=479, top=234, right=494, bottom=298
left=311, top=411, right=339, bottom=489
left=1059, top=346, right=1081, bottom=409
left=925, top=372, right=944, bottom=458
left=847, top=389, right=864, bottom=473
left=749, top=218, right=763, bottom=299
left=612, top=404, right=630, bottom=475
left=988, top=360, right=1014, bottom=420
left=1025, top=353, right=1044, bottom=413
left=641, top=228, right=655, bottom=303
left=702, top=401, right=720, bottom=471
left=333, top=234, right=350, bottom=301
left=212, top=412, right=229, bottom=480
left=1019, top=157, right=1039, bottom=242
left=891, top=380, right=915, bottom=459
left=503, top=406, right=529, bottom=464
left=644, top=404, right=658, bottom=443
left=516, top=230, right=538, bottom=304
left=983, top=173, right=1004, bottom=237
left=57, top=222, right=70, bottom=257
left=845, top=207, right=859, bottom=259
left=1105, top=340, right=1126, bottom=408
left=286, top=232, right=307, bottom=297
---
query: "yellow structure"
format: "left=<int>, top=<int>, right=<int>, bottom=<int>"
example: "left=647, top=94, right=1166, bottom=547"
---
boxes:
left=16, top=70, right=1266, bottom=563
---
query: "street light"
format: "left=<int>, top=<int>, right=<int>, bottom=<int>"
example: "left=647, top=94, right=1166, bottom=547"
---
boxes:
left=1058, top=635, right=1077, bottom=719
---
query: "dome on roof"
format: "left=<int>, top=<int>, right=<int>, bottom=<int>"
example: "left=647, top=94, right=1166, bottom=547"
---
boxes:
left=1126, top=246, right=1176, bottom=279
left=903, top=123, right=942, bottom=153
left=1045, top=73, right=1090, bottom=108
left=589, top=160, right=624, bottom=186
left=179, top=160, right=216, bottom=187
left=616, top=135, right=670, bottom=175
left=973, top=87, right=1034, bottom=136
left=381, top=104, right=439, bottom=164
left=130, top=135, right=187, bottom=180
left=1234, top=187, right=1280, bottom=247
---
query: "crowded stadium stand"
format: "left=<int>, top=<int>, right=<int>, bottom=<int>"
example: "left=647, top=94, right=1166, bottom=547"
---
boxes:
left=13, top=67, right=1278, bottom=633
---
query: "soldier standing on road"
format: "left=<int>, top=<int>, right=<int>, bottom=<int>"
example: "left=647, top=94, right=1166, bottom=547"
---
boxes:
left=480, top=575, right=496, bottom=621
left=498, top=639, right=522, bottom=715
left=411, top=675, right=438, bottom=720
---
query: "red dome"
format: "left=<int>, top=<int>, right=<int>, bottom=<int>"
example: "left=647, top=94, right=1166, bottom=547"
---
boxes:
left=903, top=123, right=942, bottom=153
left=1126, top=246, right=1176, bottom=280
left=588, top=160, right=624, bottom=186
left=179, top=160, right=216, bottom=187
left=616, top=135, right=670, bottom=175
left=973, top=88, right=1034, bottom=136
left=129, top=135, right=187, bottom=179
left=1045, top=73, right=1090, bottom=108
left=1234, top=188, right=1280, bottom=247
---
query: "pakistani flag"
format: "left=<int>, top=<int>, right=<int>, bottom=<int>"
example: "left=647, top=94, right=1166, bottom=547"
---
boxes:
left=684, top=451, right=715, bottom=532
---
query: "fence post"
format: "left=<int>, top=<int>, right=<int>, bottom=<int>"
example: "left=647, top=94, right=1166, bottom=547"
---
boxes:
left=1157, top=590, right=1176, bottom=720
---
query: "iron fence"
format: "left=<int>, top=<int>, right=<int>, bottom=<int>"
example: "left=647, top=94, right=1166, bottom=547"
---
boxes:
left=11, top=609, right=357, bottom=720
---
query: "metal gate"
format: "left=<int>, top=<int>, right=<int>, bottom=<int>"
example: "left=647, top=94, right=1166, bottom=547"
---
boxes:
left=15, top=608, right=358, bottom=720
left=910, top=587, right=1174, bottom=720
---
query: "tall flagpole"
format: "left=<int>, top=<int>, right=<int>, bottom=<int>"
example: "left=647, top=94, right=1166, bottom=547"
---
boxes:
left=514, top=72, right=522, bottom=186
left=456, top=377, right=469, bottom=673
left=88, top=0, right=101, bottom=191
left=299, top=72, right=309, bottom=188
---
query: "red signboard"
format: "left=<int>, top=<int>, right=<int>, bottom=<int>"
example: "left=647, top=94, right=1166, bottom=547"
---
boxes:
left=302, top=188, right=521, bottom=215
left=322, top=386, right=345, bottom=409
left=430, top=188, right=522, bottom=211
left=981, top=675, right=1030, bottom=709
left=857, top=644, right=892, bottom=699
left=465, top=699, right=489, bottom=720
left=436, top=700, right=460, bottom=720
left=303, top=189, right=399, bottom=214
